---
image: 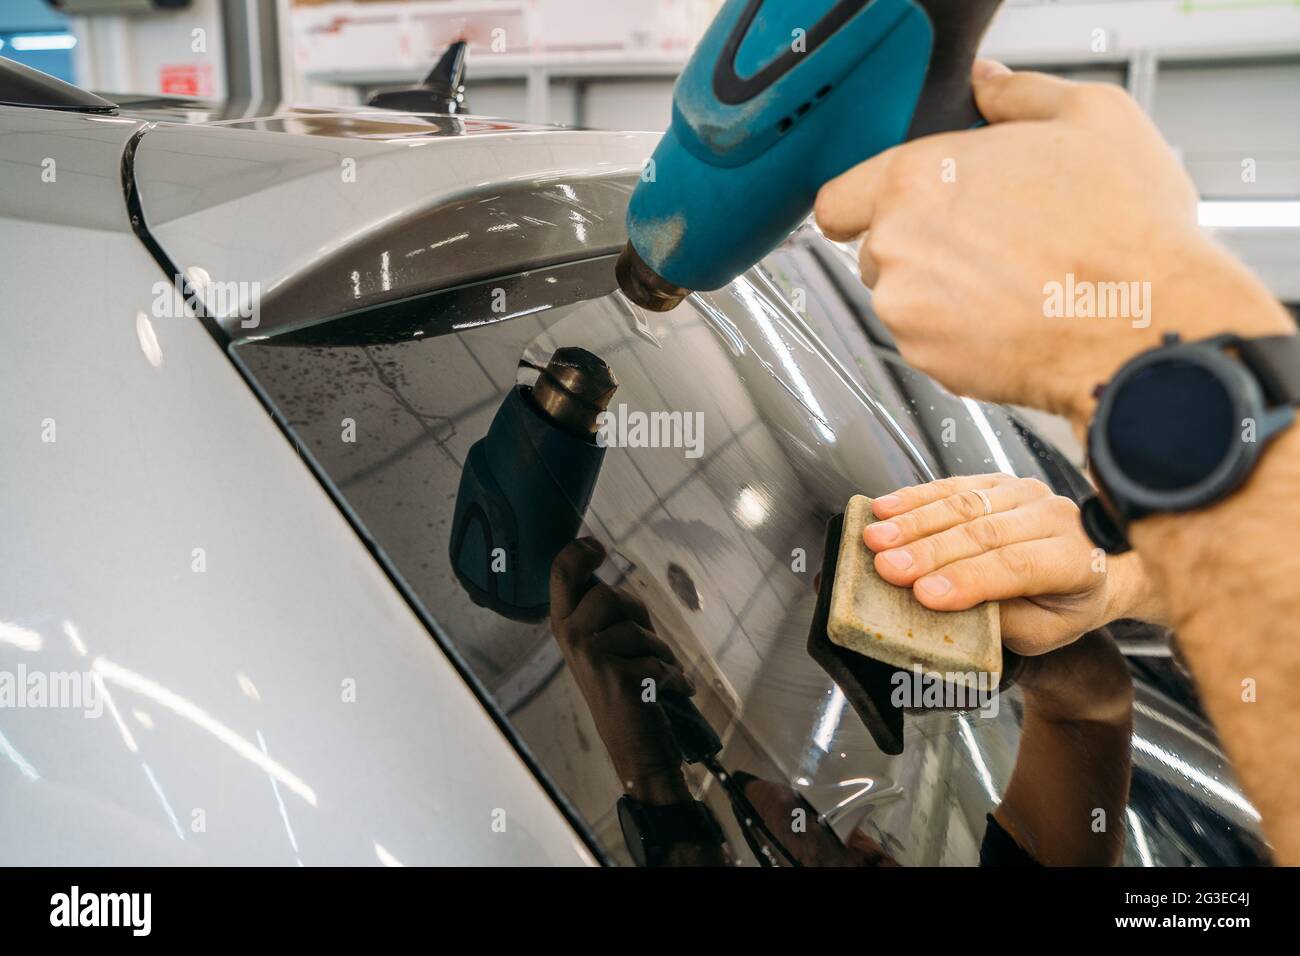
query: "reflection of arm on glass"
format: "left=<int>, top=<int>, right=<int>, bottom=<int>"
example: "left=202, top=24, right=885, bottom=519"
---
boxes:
left=548, top=538, right=730, bottom=867
left=990, top=631, right=1134, bottom=866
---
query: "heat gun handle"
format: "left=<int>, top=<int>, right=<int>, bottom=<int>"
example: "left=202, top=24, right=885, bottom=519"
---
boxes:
left=905, top=0, right=1004, bottom=140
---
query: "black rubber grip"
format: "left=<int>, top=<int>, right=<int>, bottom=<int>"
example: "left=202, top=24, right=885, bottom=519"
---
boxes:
left=904, top=0, right=1004, bottom=140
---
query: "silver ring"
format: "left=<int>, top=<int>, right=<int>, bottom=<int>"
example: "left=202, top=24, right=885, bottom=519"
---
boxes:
left=973, top=489, right=994, bottom=516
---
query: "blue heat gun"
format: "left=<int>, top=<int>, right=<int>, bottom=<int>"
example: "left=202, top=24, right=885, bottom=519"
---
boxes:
left=616, top=0, right=1005, bottom=310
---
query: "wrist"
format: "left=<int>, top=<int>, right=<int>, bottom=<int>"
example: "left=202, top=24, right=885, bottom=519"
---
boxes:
left=1130, top=424, right=1300, bottom=637
left=1062, top=234, right=1293, bottom=431
left=624, top=769, right=693, bottom=807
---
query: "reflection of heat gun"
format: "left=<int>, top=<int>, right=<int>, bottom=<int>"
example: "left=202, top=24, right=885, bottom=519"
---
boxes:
left=616, top=0, right=1004, bottom=311
left=449, top=347, right=724, bottom=767
left=450, top=347, right=617, bottom=621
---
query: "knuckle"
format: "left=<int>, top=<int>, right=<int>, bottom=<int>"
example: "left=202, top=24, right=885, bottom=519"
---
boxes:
left=812, top=188, right=839, bottom=231
left=889, top=511, right=918, bottom=540
left=863, top=228, right=888, bottom=262
left=907, top=535, right=937, bottom=570
left=599, top=619, right=635, bottom=640
left=869, top=276, right=899, bottom=319
left=1048, top=494, right=1079, bottom=520
left=951, top=490, right=986, bottom=521
left=1018, top=477, right=1052, bottom=499
left=967, top=518, right=1004, bottom=552
left=551, top=557, right=577, bottom=587
left=999, top=546, right=1038, bottom=582
left=1073, top=82, right=1129, bottom=114
left=587, top=582, right=616, bottom=605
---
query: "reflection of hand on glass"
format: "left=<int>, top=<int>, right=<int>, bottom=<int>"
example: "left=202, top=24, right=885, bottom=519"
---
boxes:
left=863, top=474, right=1168, bottom=655
left=549, top=537, right=696, bottom=805
left=549, top=538, right=730, bottom=866
left=991, top=630, right=1134, bottom=866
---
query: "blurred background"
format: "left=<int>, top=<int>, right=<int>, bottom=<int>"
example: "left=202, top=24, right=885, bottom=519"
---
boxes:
left=3, top=0, right=1296, bottom=305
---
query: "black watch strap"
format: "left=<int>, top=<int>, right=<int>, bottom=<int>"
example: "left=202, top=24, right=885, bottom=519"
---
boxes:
left=1237, top=334, right=1300, bottom=407
left=639, top=800, right=722, bottom=844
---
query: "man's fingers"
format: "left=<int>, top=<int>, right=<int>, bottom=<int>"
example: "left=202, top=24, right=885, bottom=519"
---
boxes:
left=814, top=147, right=897, bottom=242
left=971, top=58, right=1011, bottom=83
left=865, top=476, right=1051, bottom=552
left=973, top=68, right=1077, bottom=124
left=597, top=620, right=681, bottom=667
left=549, top=537, right=606, bottom=623
left=858, top=239, right=881, bottom=288
left=565, top=581, right=646, bottom=639
left=873, top=497, right=1064, bottom=586
left=910, top=537, right=1093, bottom=612
left=630, top=657, right=694, bottom=699
left=870, top=473, right=1013, bottom=521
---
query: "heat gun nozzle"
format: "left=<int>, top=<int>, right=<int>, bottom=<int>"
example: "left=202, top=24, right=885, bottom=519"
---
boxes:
left=614, top=241, right=691, bottom=313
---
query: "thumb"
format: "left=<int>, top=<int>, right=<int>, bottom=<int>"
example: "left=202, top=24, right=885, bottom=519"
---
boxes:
left=973, top=63, right=1077, bottom=124
left=549, top=537, right=606, bottom=624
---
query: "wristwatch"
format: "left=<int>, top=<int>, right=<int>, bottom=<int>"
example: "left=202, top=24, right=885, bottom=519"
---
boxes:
left=1082, top=331, right=1300, bottom=553
left=616, top=795, right=725, bottom=867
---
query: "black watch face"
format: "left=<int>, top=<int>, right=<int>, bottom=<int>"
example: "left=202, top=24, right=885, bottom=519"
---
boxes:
left=1105, top=358, right=1236, bottom=492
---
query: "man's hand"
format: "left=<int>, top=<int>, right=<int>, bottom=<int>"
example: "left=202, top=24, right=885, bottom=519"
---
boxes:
left=814, top=61, right=1292, bottom=427
left=864, top=474, right=1166, bottom=654
left=817, top=63, right=1300, bottom=861
left=549, top=538, right=696, bottom=806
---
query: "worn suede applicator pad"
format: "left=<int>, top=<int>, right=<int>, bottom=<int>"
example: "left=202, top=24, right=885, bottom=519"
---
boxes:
left=827, top=495, right=1002, bottom=683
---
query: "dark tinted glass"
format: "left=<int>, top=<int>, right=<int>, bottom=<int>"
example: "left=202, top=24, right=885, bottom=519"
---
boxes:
left=230, top=250, right=1265, bottom=868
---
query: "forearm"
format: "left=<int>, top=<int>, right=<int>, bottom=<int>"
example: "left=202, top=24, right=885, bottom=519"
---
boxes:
left=1132, top=424, right=1300, bottom=863
left=996, top=702, right=1132, bottom=866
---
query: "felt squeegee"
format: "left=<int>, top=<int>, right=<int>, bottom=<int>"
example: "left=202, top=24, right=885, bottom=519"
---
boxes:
left=827, top=495, right=1002, bottom=683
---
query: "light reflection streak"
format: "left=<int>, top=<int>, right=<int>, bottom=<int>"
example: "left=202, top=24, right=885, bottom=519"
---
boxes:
left=141, top=761, right=185, bottom=840
left=259, top=730, right=302, bottom=860
left=0, top=621, right=43, bottom=652
left=813, top=686, right=847, bottom=753
left=93, top=658, right=318, bottom=807
left=960, top=398, right=1016, bottom=477
left=0, top=728, right=39, bottom=781
left=957, top=715, right=1000, bottom=805
left=1132, top=734, right=1259, bottom=822
left=1126, top=806, right=1154, bottom=866
left=732, top=280, right=836, bottom=443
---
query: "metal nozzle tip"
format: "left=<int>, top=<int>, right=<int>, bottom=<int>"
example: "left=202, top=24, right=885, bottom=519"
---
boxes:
left=615, top=241, right=690, bottom=312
